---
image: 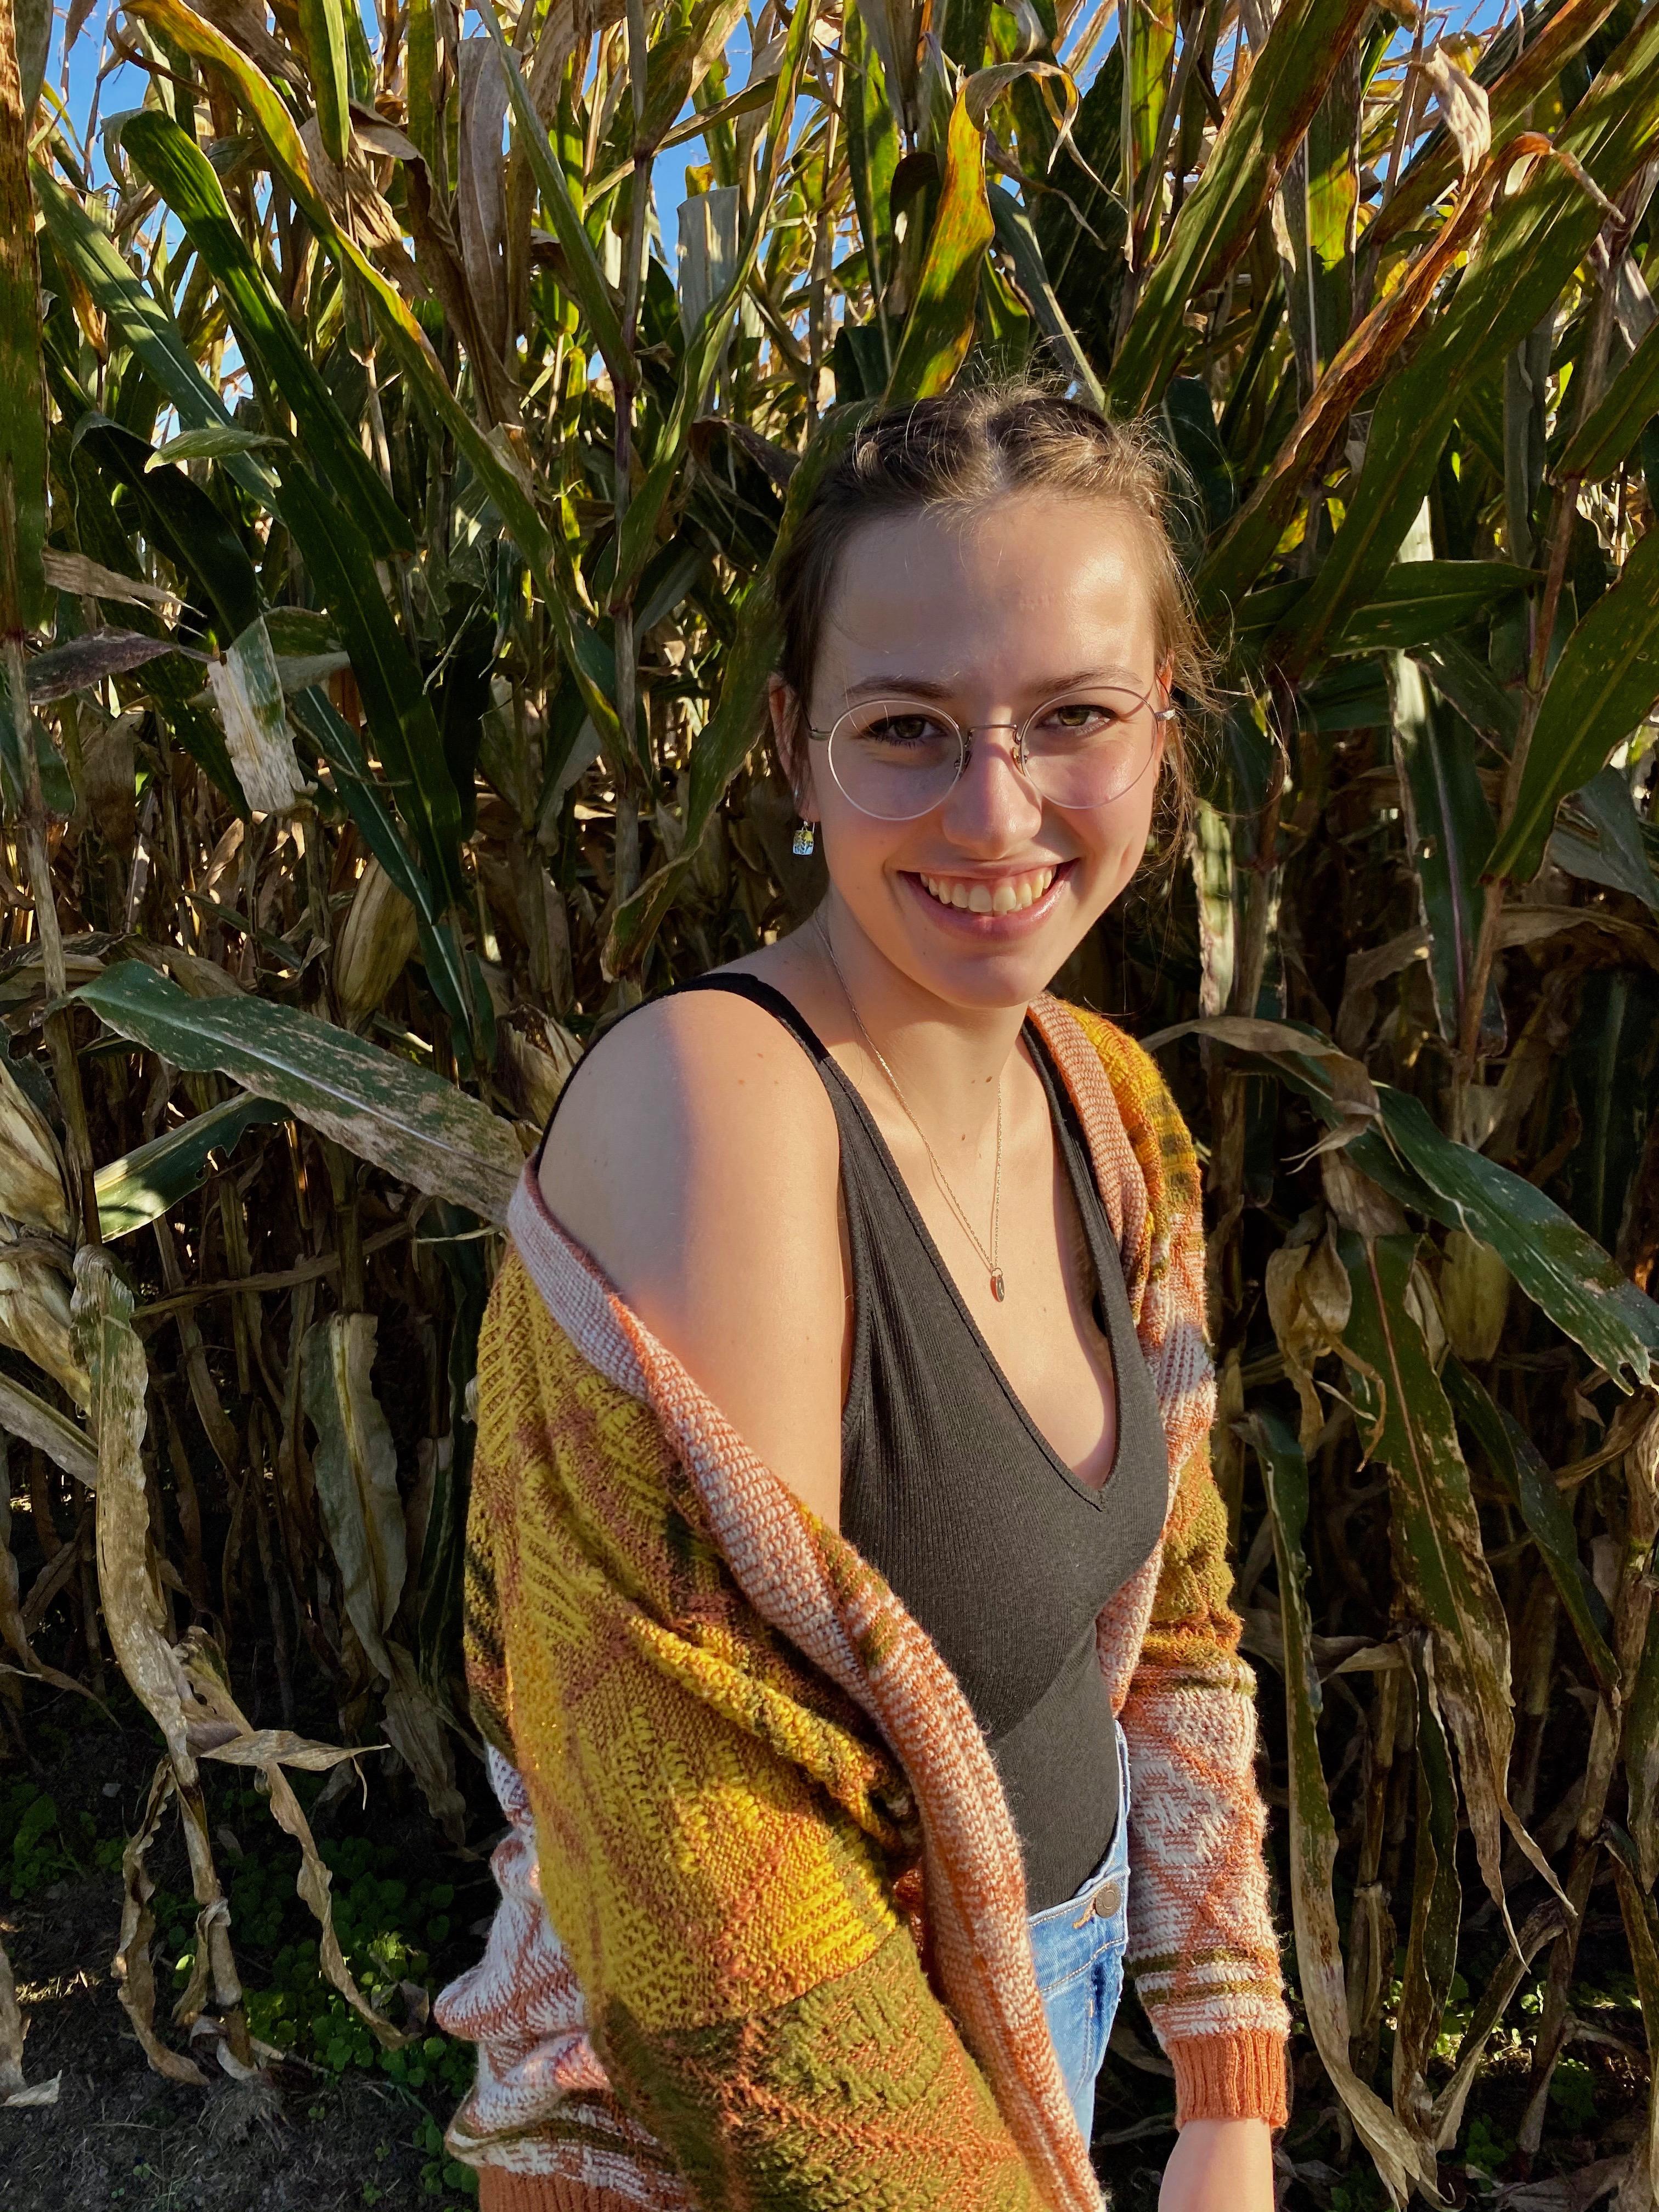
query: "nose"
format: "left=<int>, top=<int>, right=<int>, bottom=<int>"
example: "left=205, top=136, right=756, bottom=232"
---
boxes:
left=937, top=728, right=1046, bottom=851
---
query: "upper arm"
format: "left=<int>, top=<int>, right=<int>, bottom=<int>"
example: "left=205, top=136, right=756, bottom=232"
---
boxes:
left=538, top=992, right=848, bottom=1528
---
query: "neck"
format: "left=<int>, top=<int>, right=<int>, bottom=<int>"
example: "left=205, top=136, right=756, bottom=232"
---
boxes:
left=814, top=894, right=1029, bottom=1141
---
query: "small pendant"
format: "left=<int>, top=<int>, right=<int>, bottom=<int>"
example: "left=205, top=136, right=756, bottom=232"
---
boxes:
left=990, top=1269, right=1006, bottom=1302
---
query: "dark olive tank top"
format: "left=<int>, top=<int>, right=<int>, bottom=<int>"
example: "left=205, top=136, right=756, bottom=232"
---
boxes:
left=670, top=975, right=1170, bottom=1910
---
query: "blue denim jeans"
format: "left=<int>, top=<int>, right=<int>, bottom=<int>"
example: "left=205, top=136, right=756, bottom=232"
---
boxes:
left=1025, top=1721, right=1131, bottom=2145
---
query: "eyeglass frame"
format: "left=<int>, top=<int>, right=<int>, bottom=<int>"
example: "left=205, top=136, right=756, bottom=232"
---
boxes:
left=801, top=678, right=1180, bottom=822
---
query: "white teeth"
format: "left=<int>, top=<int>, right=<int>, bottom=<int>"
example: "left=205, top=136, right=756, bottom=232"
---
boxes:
left=918, top=866, right=1057, bottom=913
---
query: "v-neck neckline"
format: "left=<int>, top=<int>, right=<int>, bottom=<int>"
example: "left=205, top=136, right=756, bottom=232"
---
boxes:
left=819, top=1020, right=1133, bottom=1510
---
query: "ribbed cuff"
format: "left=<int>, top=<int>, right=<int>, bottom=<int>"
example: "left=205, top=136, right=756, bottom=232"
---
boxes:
left=1167, top=2030, right=1289, bottom=2129
left=478, top=2169, right=657, bottom=2212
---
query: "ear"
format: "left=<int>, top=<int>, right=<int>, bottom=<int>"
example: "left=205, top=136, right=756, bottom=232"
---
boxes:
left=769, top=674, right=817, bottom=815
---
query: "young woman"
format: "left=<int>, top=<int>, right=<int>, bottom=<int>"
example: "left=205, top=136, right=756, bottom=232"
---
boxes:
left=438, top=387, right=1289, bottom=2212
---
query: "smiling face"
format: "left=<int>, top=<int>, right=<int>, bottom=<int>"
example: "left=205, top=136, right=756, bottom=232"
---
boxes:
left=773, top=492, right=1170, bottom=1012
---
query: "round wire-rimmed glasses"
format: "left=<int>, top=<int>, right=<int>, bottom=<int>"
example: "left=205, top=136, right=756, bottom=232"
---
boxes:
left=805, top=682, right=1175, bottom=823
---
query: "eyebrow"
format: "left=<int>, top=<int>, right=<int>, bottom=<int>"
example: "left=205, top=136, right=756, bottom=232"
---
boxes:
left=842, top=666, right=1147, bottom=701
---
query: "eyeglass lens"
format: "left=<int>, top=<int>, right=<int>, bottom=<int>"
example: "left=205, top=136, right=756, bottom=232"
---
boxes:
left=826, top=691, right=1160, bottom=822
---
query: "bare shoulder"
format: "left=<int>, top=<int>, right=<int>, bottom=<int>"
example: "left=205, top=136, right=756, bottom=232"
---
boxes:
left=539, top=985, right=839, bottom=1251
left=538, top=983, right=846, bottom=1523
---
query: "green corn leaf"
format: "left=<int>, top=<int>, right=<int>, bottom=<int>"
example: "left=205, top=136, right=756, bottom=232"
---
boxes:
left=472, top=0, right=627, bottom=385
left=1232, top=561, right=1536, bottom=658
left=1372, top=1091, right=1659, bottom=1391
left=1121, top=0, right=1176, bottom=221
left=1441, top=1357, right=1618, bottom=1696
left=128, top=0, right=625, bottom=766
left=988, top=188, right=1104, bottom=413
left=1300, top=43, right=1361, bottom=387
left=609, top=0, right=822, bottom=603
left=1627, top=1607, right=1659, bottom=1893
left=33, top=166, right=275, bottom=509
left=1549, top=765, right=1659, bottom=912
left=279, top=471, right=465, bottom=910
left=1483, top=523, right=1659, bottom=885
left=121, top=111, right=414, bottom=561
left=1248, top=1406, right=1437, bottom=2206
left=1106, top=0, right=1373, bottom=416
left=1338, top=1229, right=1555, bottom=1924
left=296, top=0, right=351, bottom=168
left=1270, top=6, right=1659, bottom=676
left=845, top=7, right=897, bottom=366
left=146, top=426, right=283, bottom=469
left=0, top=0, right=47, bottom=638
left=886, top=83, right=996, bottom=404
left=1559, top=317, right=1659, bottom=484
left=604, top=403, right=872, bottom=977
left=1158, top=1020, right=1659, bottom=1388
left=74, top=416, right=262, bottom=641
left=1389, top=654, right=1498, bottom=1051
left=634, top=0, right=749, bottom=155
left=76, top=961, right=522, bottom=1223
left=289, top=684, right=433, bottom=922
left=1409, top=635, right=1522, bottom=752
left=1392, top=1638, right=1462, bottom=2138
left=406, top=0, right=436, bottom=171
left=95, top=1094, right=285, bottom=1240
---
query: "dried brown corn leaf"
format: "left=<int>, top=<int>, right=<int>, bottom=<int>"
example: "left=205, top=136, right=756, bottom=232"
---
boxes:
left=0, top=1235, right=88, bottom=1406
left=114, top=1758, right=208, bottom=2085
left=0, top=1054, right=68, bottom=1234
left=302, top=1312, right=405, bottom=1677
left=74, top=1246, right=192, bottom=1775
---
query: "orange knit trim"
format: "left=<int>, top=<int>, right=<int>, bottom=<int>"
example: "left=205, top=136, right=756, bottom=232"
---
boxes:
left=478, top=2170, right=657, bottom=2212
left=1167, top=2030, right=1289, bottom=2130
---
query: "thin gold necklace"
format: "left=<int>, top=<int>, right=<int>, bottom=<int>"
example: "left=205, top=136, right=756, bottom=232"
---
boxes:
left=816, top=914, right=1006, bottom=1302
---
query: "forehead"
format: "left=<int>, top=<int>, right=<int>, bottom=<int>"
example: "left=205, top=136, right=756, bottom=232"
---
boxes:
left=813, top=494, right=1159, bottom=697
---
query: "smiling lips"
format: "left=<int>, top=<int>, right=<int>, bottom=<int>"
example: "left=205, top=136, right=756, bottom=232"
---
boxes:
left=916, top=865, right=1058, bottom=915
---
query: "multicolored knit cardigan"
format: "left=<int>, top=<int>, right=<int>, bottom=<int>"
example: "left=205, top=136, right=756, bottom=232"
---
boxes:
left=437, top=996, right=1289, bottom=2212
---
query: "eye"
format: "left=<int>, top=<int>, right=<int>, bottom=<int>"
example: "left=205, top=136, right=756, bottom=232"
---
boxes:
left=1031, top=692, right=1137, bottom=740
left=858, top=706, right=953, bottom=748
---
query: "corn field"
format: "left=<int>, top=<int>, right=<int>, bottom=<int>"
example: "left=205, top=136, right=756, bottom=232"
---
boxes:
left=0, top=0, right=1657, bottom=2196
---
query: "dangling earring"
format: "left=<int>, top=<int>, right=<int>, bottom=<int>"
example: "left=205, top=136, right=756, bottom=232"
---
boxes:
left=792, top=821, right=816, bottom=857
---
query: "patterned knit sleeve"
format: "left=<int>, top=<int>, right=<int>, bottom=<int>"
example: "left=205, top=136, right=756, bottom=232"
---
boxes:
left=449, top=1255, right=1051, bottom=2212
left=1120, top=1431, right=1291, bottom=2127
left=1056, top=1002, right=1290, bottom=2131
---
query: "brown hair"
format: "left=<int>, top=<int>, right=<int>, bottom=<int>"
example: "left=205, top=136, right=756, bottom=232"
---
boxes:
left=772, top=381, right=1215, bottom=850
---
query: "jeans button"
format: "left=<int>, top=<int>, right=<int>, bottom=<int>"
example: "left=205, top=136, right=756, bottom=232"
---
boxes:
left=1092, top=1878, right=1121, bottom=1918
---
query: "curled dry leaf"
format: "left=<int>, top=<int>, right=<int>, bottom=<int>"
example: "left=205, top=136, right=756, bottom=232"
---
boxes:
left=0, top=1232, right=89, bottom=1406
left=1266, top=1225, right=1353, bottom=1451
left=383, top=1639, right=467, bottom=1846
left=1415, top=44, right=1492, bottom=180
left=302, top=1311, right=407, bottom=1678
left=174, top=1630, right=409, bottom=2047
left=114, top=1759, right=208, bottom=2085
left=0, top=1053, right=68, bottom=1233
left=74, top=1245, right=191, bottom=1775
